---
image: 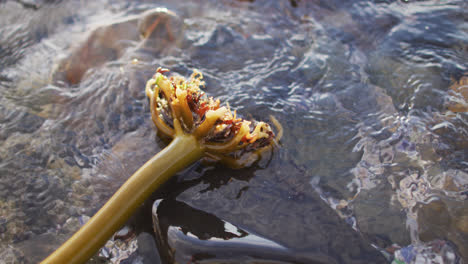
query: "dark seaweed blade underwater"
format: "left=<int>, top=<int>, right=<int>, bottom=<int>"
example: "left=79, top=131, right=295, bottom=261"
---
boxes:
left=0, top=0, right=467, bottom=263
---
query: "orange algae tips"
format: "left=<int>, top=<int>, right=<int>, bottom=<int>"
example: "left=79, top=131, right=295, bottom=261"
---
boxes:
left=145, top=67, right=281, bottom=167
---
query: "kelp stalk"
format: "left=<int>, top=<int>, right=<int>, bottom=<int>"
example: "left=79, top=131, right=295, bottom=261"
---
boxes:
left=41, top=68, right=280, bottom=264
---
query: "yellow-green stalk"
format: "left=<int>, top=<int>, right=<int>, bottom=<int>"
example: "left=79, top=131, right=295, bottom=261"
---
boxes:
left=41, top=68, right=281, bottom=264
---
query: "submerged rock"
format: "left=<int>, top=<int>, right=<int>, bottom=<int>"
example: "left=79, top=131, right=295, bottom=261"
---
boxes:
left=1, top=0, right=467, bottom=263
left=152, top=198, right=386, bottom=263
left=416, top=198, right=468, bottom=261
left=393, top=239, right=461, bottom=264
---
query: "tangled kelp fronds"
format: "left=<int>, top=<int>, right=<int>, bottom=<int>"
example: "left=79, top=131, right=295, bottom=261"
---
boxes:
left=146, top=67, right=281, bottom=167
left=42, top=67, right=281, bottom=264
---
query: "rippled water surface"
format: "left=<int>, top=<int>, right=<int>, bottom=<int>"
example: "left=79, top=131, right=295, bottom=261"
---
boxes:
left=0, top=0, right=467, bottom=263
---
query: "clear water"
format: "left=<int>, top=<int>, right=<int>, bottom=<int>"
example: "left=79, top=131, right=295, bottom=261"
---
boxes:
left=0, top=0, right=467, bottom=263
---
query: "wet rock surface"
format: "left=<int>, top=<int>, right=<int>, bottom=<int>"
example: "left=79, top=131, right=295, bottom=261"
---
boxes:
left=0, top=0, right=467, bottom=263
left=152, top=198, right=383, bottom=263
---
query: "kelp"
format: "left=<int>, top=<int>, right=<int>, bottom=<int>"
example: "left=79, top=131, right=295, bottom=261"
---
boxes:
left=41, top=68, right=281, bottom=264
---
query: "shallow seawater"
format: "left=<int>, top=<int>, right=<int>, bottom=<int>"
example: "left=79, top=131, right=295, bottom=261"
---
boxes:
left=0, top=0, right=467, bottom=263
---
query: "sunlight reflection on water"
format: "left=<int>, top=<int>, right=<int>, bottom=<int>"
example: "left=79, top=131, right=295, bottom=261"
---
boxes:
left=0, top=0, right=467, bottom=263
